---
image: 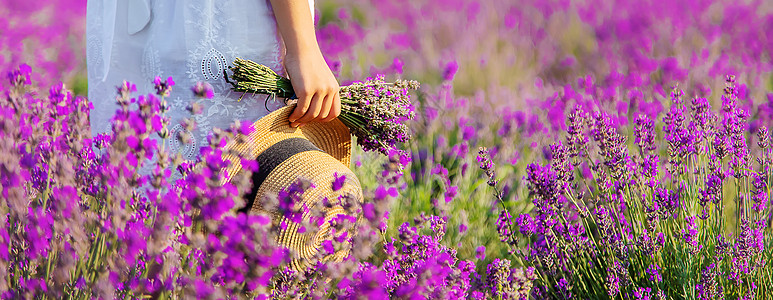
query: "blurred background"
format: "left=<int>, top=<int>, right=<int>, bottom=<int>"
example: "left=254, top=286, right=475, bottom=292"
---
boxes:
left=2, top=0, right=772, bottom=266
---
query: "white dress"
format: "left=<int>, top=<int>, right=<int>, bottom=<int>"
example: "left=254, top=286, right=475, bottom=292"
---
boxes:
left=87, top=0, right=313, bottom=165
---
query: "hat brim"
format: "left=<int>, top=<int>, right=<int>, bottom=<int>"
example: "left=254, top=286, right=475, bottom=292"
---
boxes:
left=221, top=104, right=352, bottom=184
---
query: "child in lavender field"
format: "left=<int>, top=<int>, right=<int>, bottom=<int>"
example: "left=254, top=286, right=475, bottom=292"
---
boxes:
left=86, top=0, right=341, bottom=164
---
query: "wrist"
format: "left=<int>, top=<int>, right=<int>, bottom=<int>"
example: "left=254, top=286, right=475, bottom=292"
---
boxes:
left=285, top=40, right=322, bottom=59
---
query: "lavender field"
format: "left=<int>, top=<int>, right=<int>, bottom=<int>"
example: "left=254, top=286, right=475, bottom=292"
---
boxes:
left=2, top=0, right=773, bottom=299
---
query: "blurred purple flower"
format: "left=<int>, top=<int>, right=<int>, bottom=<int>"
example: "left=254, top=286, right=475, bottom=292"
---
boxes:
left=442, top=60, right=459, bottom=81
left=191, top=81, right=214, bottom=99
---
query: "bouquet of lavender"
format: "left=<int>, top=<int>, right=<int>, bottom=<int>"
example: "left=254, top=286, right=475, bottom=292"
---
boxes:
left=225, top=57, right=419, bottom=154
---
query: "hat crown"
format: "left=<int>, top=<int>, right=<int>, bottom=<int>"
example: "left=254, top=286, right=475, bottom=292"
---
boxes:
left=221, top=105, right=361, bottom=270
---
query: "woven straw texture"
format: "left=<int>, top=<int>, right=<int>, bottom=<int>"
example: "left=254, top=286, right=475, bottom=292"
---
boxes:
left=221, top=105, right=351, bottom=182
left=253, top=151, right=362, bottom=270
left=219, top=105, right=362, bottom=271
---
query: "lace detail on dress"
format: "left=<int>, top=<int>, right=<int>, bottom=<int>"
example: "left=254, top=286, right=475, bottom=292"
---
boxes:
left=141, top=46, right=162, bottom=81
left=167, top=124, right=198, bottom=161
left=85, top=1, right=105, bottom=81
left=201, top=48, right=228, bottom=80
left=185, top=18, right=240, bottom=143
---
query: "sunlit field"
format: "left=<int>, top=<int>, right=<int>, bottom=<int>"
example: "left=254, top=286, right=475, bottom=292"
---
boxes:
left=2, top=0, right=773, bottom=298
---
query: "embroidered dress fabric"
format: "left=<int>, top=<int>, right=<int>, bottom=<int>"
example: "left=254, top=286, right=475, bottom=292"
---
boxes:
left=87, top=0, right=313, bottom=168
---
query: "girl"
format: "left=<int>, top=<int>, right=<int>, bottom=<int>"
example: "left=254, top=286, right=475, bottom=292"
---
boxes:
left=86, top=0, right=340, bottom=163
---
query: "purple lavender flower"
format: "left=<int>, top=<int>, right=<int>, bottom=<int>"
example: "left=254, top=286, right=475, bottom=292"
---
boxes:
left=758, top=126, right=770, bottom=149
left=750, top=172, right=767, bottom=214
left=524, top=162, right=563, bottom=210
left=646, top=264, right=662, bottom=283
left=331, top=172, right=347, bottom=192
left=442, top=60, right=459, bottom=81
left=682, top=215, right=701, bottom=254
left=342, top=267, right=390, bottom=299
left=475, top=246, right=486, bottom=260
left=698, top=174, right=722, bottom=219
left=696, top=263, right=721, bottom=300
left=633, top=287, right=652, bottom=300
left=640, top=154, right=659, bottom=180
left=495, top=209, right=514, bottom=243
left=477, top=147, right=498, bottom=187
left=153, top=76, right=175, bottom=97
left=191, top=81, right=214, bottom=99
left=274, top=179, right=314, bottom=224
left=7, top=63, right=32, bottom=86
left=606, top=261, right=622, bottom=297
left=591, top=111, right=629, bottom=176
left=729, top=219, right=764, bottom=283
left=634, top=114, right=656, bottom=154
left=719, top=75, right=751, bottom=177
left=515, top=213, right=536, bottom=236
left=565, top=107, right=589, bottom=161
left=654, top=186, right=680, bottom=219
left=556, top=277, right=573, bottom=299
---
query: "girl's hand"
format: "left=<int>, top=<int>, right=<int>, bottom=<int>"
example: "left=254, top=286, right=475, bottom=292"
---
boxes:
left=268, top=0, right=340, bottom=128
left=284, top=49, right=341, bottom=128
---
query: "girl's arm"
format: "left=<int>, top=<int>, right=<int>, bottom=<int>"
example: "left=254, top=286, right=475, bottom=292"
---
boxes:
left=269, top=0, right=341, bottom=128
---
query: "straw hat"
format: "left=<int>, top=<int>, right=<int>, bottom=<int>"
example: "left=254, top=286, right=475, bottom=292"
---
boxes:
left=220, top=105, right=363, bottom=271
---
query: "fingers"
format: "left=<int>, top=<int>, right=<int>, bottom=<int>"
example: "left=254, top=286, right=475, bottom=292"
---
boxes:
left=288, top=90, right=312, bottom=127
left=317, top=89, right=335, bottom=120
left=320, top=91, right=341, bottom=122
left=291, top=91, right=324, bottom=127
left=289, top=84, right=340, bottom=127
